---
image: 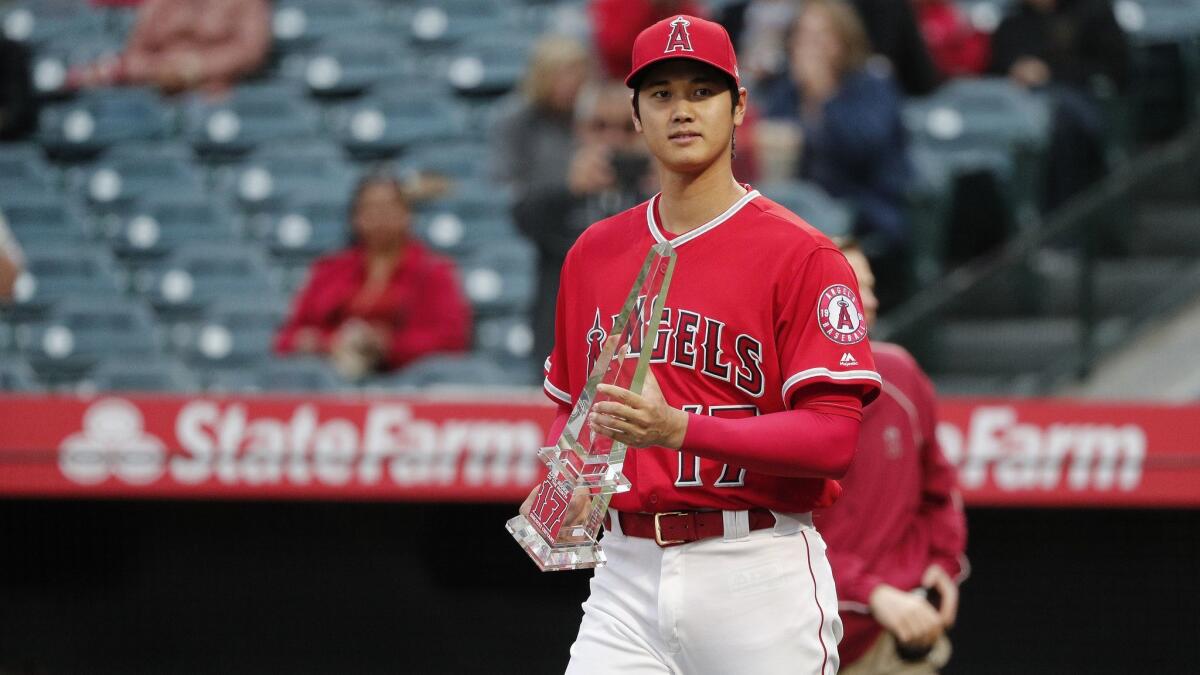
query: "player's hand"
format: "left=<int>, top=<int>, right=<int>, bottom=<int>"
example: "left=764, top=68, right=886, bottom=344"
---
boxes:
left=868, top=584, right=943, bottom=649
left=590, top=369, right=688, bottom=449
left=922, top=564, right=960, bottom=628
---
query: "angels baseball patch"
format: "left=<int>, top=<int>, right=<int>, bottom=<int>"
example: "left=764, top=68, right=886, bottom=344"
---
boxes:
left=817, top=284, right=868, bottom=345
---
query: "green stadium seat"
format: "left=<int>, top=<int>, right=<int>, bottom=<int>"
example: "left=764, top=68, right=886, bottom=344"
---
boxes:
left=38, top=88, right=171, bottom=159
left=135, top=243, right=277, bottom=320
left=106, top=195, right=236, bottom=261
left=82, top=357, right=201, bottom=393
left=16, top=297, right=162, bottom=384
left=184, top=84, right=321, bottom=160
left=8, top=244, right=124, bottom=323
left=457, top=238, right=536, bottom=317
left=757, top=180, right=854, bottom=240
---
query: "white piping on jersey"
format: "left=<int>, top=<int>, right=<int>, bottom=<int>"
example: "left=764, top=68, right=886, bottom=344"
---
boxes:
left=543, top=378, right=572, bottom=405
left=645, top=189, right=761, bottom=247
left=543, top=357, right=552, bottom=373
left=880, top=380, right=924, bottom=448
left=781, top=367, right=882, bottom=401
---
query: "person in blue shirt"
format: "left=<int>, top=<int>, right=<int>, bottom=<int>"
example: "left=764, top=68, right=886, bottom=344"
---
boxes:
left=758, top=0, right=912, bottom=309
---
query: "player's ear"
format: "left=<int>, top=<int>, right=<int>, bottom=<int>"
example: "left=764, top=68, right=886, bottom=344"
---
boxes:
left=632, top=107, right=643, bottom=134
left=733, top=87, right=748, bottom=128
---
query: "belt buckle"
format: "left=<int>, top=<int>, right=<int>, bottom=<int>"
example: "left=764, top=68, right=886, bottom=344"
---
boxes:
left=653, top=511, right=687, bottom=546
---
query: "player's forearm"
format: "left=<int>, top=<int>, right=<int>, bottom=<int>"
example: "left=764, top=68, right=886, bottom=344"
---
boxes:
left=680, top=409, right=860, bottom=479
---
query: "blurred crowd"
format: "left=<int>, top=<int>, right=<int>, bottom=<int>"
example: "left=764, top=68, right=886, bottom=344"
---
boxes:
left=0, top=0, right=1142, bottom=383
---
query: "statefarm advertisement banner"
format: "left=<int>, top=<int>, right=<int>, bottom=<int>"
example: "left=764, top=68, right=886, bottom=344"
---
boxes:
left=0, top=394, right=1197, bottom=506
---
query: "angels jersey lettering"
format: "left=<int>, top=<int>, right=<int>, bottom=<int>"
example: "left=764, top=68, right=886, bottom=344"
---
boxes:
left=544, top=188, right=881, bottom=514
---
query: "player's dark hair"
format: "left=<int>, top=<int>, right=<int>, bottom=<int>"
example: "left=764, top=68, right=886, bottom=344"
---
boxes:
left=630, top=70, right=741, bottom=158
left=347, top=164, right=412, bottom=246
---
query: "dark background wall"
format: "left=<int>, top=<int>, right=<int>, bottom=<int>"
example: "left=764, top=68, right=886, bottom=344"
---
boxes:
left=2, top=500, right=1197, bottom=674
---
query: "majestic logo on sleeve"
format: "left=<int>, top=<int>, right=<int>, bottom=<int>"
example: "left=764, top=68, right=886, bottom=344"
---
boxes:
left=664, top=16, right=694, bottom=53
left=817, top=284, right=868, bottom=345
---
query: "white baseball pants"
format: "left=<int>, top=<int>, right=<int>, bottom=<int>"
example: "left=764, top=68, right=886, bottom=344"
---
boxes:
left=565, top=510, right=842, bottom=675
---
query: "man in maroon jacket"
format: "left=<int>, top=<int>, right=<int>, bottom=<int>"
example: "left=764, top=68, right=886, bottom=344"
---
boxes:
left=817, top=240, right=969, bottom=674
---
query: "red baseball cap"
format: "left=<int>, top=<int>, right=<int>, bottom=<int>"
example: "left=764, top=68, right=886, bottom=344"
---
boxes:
left=625, top=15, right=741, bottom=89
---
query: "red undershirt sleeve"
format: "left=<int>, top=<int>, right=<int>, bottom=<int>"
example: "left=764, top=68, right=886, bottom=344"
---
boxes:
left=680, top=385, right=864, bottom=479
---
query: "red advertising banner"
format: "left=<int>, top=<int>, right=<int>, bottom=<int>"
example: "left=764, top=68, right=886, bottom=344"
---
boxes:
left=1, top=394, right=1198, bottom=507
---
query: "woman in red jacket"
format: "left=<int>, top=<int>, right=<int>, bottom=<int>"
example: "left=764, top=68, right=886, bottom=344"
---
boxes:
left=274, top=169, right=472, bottom=380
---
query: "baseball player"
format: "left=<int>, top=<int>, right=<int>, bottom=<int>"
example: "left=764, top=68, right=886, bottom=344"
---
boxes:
left=817, top=240, right=968, bottom=674
left=520, top=16, right=881, bottom=674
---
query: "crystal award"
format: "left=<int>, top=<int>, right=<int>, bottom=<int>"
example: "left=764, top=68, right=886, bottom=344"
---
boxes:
left=506, top=241, right=677, bottom=571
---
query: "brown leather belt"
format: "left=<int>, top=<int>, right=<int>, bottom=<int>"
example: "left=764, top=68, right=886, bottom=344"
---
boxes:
left=610, top=509, right=777, bottom=547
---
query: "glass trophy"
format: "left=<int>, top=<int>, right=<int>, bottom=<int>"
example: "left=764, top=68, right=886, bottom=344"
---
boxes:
left=506, top=242, right=677, bottom=571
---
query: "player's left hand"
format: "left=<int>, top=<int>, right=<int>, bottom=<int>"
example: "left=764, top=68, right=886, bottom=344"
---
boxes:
left=590, top=369, right=688, bottom=449
left=922, top=564, right=960, bottom=628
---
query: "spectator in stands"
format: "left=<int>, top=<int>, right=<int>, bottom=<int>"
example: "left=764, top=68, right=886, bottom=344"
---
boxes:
left=274, top=168, right=472, bottom=381
left=0, top=36, right=38, bottom=141
left=759, top=0, right=912, bottom=309
left=914, top=0, right=990, bottom=77
left=819, top=238, right=968, bottom=675
left=0, top=217, right=24, bottom=303
left=504, top=79, right=655, bottom=378
left=849, top=0, right=942, bottom=95
left=989, top=0, right=1130, bottom=210
left=69, top=0, right=271, bottom=95
left=489, top=35, right=590, bottom=197
left=589, top=0, right=706, bottom=80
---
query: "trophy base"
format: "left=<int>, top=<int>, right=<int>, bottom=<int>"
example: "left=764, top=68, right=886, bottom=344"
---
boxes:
left=537, top=447, right=631, bottom=495
left=505, top=515, right=607, bottom=572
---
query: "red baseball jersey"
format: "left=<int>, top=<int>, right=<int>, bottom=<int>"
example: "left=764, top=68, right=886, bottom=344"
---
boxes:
left=815, top=343, right=968, bottom=664
left=543, top=187, right=881, bottom=514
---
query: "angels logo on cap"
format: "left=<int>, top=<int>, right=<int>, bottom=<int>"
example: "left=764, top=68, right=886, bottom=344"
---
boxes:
left=625, top=14, right=740, bottom=88
left=817, top=284, right=868, bottom=345
left=664, top=16, right=694, bottom=53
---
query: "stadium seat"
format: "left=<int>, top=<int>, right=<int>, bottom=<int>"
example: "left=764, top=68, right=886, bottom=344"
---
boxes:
left=403, top=138, right=489, bottom=182
left=381, top=353, right=514, bottom=389
left=270, top=0, right=384, bottom=55
left=15, top=297, right=161, bottom=384
left=474, top=314, right=534, bottom=359
left=8, top=244, right=124, bottom=322
left=290, top=33, right=414, bottom=97
left=0, top=358, right=39, bottom=392
left=1, top=1, right=106, bottom=47
left=135, top=243, right=277, bottom=320
left=219, top=141, right=355, bottom=217
left=332, top=91, right=466, bottom=159
left=414, top=189, right=519, bottom=258
left=183, top=83, right=321, bottom=159
left=75, top=143, right=206, bottom=211
left=106, top=195, right=236, bottom=261
left=954, top=0, right=1015, bottom=35
left=179, top=292, right=288, bottom=369
left=903, top=78, right=1051, bottom=219
left=38, top=88, right=172, bottom=159
left=403, top=0, right=520, bottom=48
left=444, top=35, right=530, bottom=98
left=0, top=193, right=90, bottom=245
left=456, top=238, right=536, bottom=317
left=80, top=357, right=201, bottom=393
left=0, top=143, right=57, bottom=196
left=256, top=358, right=345, bottom=392
left=28, top=32, right=122, bottom=98
left=756, top=180, right=854, bottom=240
left=256, top=196, right=350, bottom=262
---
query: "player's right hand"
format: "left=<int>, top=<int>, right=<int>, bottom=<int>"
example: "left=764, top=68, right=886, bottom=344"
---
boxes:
left=868, top=584, right=943, bottom=649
